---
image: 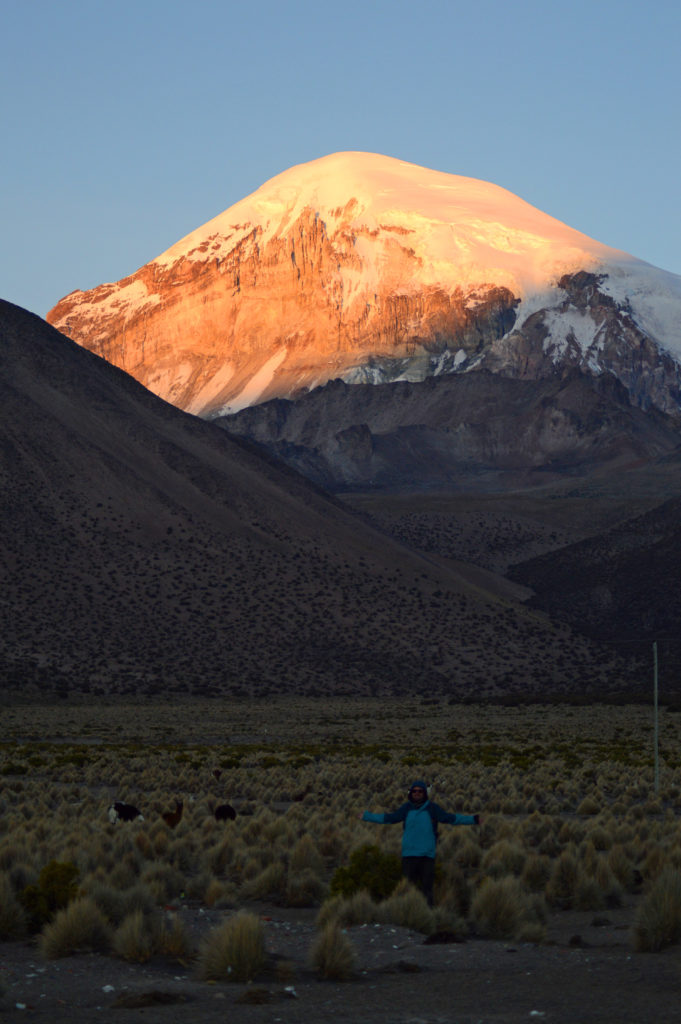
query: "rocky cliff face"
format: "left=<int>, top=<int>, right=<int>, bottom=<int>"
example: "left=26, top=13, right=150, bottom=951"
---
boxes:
left=47, top=152, right=681, bottom=420
left=482, top=272, right=681, bottom=417
left=219, top=369, right=681, bottom=492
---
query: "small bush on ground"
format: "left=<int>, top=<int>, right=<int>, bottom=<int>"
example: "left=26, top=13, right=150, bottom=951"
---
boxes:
left=20, top=860, right=79, bottom=932
left=317, top=888, right=382, bottom=929
left=285, top=868, right=327, bottom=907
left=154, top=912, right=194, bottom=959
left=379, top=880, right=436, bottom=934
left=471, top=877, right=541, bottom=940
left=240, top=861, right=287, bottom=901
left=113, top=910, right=153, bottom=962
left=197, top=911, right=265, bottom=982
left=329, top=844, right=402, bottom=902
left=308, top=922, right=356, bottom=980
left=545, top=851, right=583, bottom=909
left=39, top=897, right=112, bottom=959
left=634, top=869, right=681, bottom=952
left=0, top=872, right=26, bottom=939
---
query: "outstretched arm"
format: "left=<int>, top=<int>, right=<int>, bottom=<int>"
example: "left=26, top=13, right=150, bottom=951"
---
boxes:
left=360, top=804, right=409, bottom=825
left=431, top=803, right=480, bottom=826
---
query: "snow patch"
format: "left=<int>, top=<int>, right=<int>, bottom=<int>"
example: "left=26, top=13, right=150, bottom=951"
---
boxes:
left=213, top=348, right=288, bottom=415
left=185, top=362, right=236, bottom=417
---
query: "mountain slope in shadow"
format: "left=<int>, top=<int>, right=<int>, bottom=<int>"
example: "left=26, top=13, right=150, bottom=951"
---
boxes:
left=0, top=300, right=631, bottom=700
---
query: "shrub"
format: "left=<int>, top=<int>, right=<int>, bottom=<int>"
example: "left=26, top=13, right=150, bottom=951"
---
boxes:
left=634, top=869, right=681, bottom=951
left=607, top=845, right=637, bottom=891
left=521, top=854, right=552, bottom=893
left=329, top=844, right=401, bottom=902
left=289, top=835, right=325, bottom=876
left=113, top=910, right=154, bottom=962
left=545, top=851, right=583, bottom=909
left=240, top=862, right=287, bottom=901
left=285, top=868, right=327, bottom=907
left=154, top=912, right=194, bottom=959
left=308, top=922, right=356, bottom=980
left=481, top=840, right=526, bottom=879
left=197, top=911, right=265, bottom=982
left=0, top=872, right=26, bottom=939
left=317, top=890, right=379, bottom=929
left=379, top=880, right=435, bottom=934
left=39, top=897, right=112, bottom=959
left=471, top=877, right=532, bottom=940
left=140, top=862, right=184, bottom=903
left=436, top=863, right=471, bottom=916
left=20, top=860, right=79, bottom=932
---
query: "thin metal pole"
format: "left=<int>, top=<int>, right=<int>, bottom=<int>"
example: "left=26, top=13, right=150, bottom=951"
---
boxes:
left=653, top=641, right=660, bottom=795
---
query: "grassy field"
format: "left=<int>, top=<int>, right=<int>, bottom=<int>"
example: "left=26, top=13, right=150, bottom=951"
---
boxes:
left=2, top=698, right=681, bottom=970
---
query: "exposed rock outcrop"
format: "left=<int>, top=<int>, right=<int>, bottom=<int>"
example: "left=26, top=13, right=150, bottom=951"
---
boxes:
left=219, top=368, right=681, bottom=492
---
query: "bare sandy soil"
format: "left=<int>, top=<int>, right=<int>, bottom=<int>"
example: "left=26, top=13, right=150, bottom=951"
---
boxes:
left=2, top=898, right=680, bottom=1024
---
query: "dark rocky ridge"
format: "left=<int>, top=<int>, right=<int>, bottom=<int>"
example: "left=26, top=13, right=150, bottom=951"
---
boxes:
left=218, top=365, right=681, bottom=493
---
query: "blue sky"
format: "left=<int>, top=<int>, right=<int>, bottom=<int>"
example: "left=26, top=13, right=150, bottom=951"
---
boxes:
left=3, top=0, right=680, bottom=318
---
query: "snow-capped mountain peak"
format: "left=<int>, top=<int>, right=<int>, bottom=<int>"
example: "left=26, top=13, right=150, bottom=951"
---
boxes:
left=47, top=152, right=681, bottom=418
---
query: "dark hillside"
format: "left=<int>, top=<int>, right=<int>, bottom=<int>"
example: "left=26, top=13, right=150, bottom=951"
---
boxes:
left=0, top=301, right=631, bottom=700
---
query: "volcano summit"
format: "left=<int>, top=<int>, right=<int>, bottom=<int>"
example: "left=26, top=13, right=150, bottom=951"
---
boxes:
left=48, top=152, right=681, bottom=419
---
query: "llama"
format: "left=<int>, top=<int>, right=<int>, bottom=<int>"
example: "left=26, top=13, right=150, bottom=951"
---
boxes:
left=108, top=801, right=144, bottom=824
left=161, top=800, right=183, bottom=828
left=214, top=802, right=236, bottom=821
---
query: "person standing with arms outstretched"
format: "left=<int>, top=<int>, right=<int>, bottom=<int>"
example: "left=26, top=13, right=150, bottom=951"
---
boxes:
left=360, top=780, right=480, bottom=906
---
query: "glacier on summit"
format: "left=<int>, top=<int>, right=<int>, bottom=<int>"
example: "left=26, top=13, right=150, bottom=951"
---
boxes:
left=47, top=152, right=681, bottom=418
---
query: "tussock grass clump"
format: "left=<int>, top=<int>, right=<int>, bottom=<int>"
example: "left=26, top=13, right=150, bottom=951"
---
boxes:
left=379, top=880, right=436, bottom=934
left=607, top=844, right=637, bottom=891
left=577, top=795, right=601, bottom=815
left=197, top=911, right=265, bottom=982
left=317, top=889, right=379, bottom=929
left=39, top=897, right=112, bottom=959
left=154, top=911, right=194, bottom=959
left=0, top=872, right=26, bottom=939
left=521, top=853, right=552, bottom=893
left=203, top=877, right=237, bottom=908
left=289, top=834, right=325, bottom=876
left=140, top=862, right=184, bottom=903
left=308, top=922, right=356, bottom=980
left=471, top=877, right=543, bottom=941
left=481, top=839, right=526, bottom=879
left=545, top=850, right=583, bottom=909
left=634, top=869, right=681, bottom=951
left=113, top=909, right=154, bottom=962
left=285, top=868, right=327, bottom=907
left=240, top=861, right=287, bottom=901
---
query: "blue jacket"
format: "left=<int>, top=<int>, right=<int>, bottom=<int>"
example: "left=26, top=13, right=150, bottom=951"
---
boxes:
left=362, top=799, right=478, bottom=859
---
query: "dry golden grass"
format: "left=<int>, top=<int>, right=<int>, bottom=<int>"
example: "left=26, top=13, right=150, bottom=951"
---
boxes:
left=633, top=869, right=681, bottom=951
left=39, top=897, right=112, bottom=959
left=0, top=872, right=26, bottom=939
left=113, top=910, right=154, bottom=962
left=308, top=922, right=356, bottom=979
left=1, top=697, right=681, bottom=964
left=379, top=880, right=436, bottom=934
left=197, top=911, right=265, bottom=982
left=471, top=877, right=539, bottom=940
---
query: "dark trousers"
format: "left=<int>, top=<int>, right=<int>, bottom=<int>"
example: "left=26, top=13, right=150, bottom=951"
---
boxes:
left=402, top=855, right=435, bottom=906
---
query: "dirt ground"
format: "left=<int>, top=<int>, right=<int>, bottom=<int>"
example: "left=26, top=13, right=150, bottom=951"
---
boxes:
left=2, top=897, right=680, bottom=1024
